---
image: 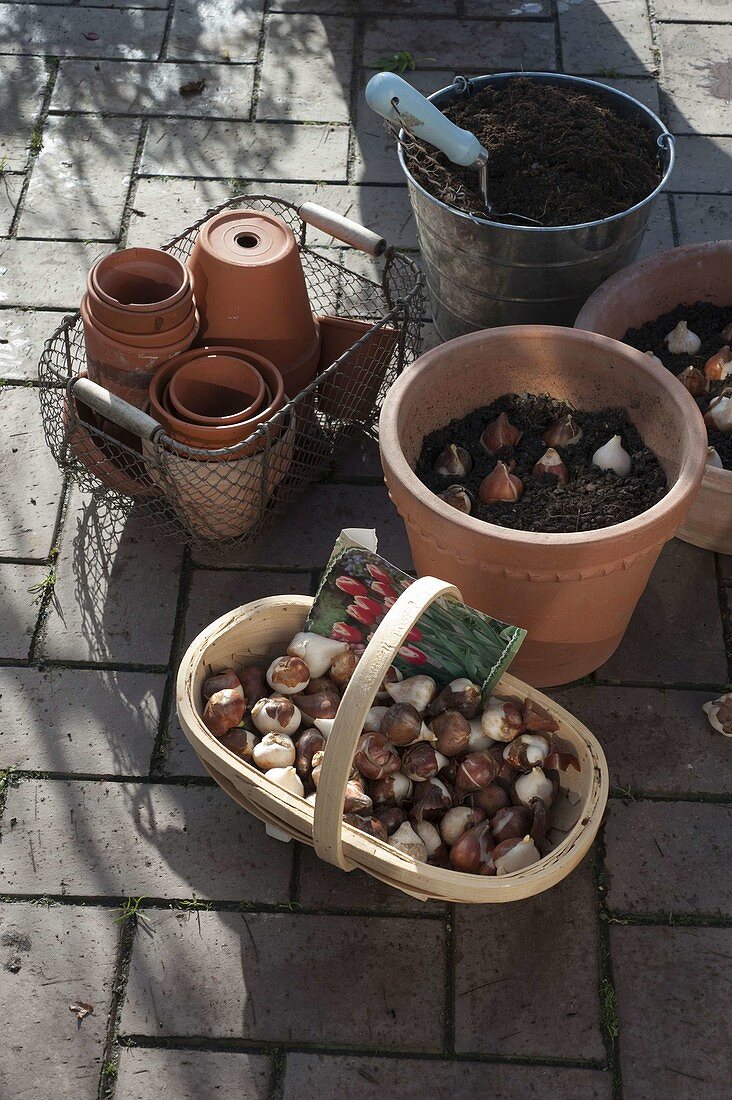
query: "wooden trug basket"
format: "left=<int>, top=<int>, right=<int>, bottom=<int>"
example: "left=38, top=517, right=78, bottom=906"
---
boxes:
left=176, top=577, right=609, bottom=904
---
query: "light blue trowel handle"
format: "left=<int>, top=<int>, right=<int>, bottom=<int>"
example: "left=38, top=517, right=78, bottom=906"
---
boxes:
left=365, top=72, right=486, bottom=168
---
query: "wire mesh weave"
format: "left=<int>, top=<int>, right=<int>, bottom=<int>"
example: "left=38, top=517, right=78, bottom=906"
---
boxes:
left=38, top=194, right=424, bottom=554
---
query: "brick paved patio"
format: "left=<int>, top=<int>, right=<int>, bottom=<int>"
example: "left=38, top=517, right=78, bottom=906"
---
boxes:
left=0, top=2, right=730, bottom=1098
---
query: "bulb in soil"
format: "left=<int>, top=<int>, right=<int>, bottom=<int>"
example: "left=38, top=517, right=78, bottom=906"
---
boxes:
left=543, top=413, right=583, bottom=448
left=707, top=447, right=724, bottom=469
left=678, top=366, right=708, bottom=397
left=664, top=320, right=701, bottom=355
left=434, top=443, right=472, bottom=478
left=592, top=435, right=632, bottom=477
left=644, top=350, right=664, bottom=368
left=439, top=484, right=472, bottom=513
left=705, top=395, right=732, bottom=433
left=704, top=346, right=732, bottom=382
left=478, top=461, right=524, bottom=503
left=532, top=447, right=568, bottom=485
left=480, top=411, right=522, bottom=454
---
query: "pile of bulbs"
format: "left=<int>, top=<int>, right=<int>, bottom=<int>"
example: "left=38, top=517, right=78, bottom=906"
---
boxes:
left=200, top=631, right=580, bottom=877
left=661, top=318, right=732, bottom=466
left=434, top=409, right=632, bottom=514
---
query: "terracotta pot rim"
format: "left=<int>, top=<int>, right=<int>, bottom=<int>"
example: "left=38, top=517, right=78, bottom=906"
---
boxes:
left=81, top=295, right=198, bottom=357
left=168, top=354, right=268, bottom=425
left=90, top=248, right=191, bottom=312
left=83, top=294, right=198, bottom=347
left=379, top=325, right=708, bottom=549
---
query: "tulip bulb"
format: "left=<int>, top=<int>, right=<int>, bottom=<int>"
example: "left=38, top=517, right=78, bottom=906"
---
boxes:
left=705, top=395, right=732, bottom=432
left=440, top=806, right=486, bottom=847
left=532, top=447, right=568, bottom=485
left=478, top=461, right=523, bottom=504
left=703, top=693, right=732, bottom=737
left=253, top=731, right=296, bottom=771
left=292, top=690, right=339, bottom=721
left=493, top=835, right=541, bottom=875
left=431, top=709, right=471, bottom=757
left=203, top=686, right=246, bottom=736
left=439, top=485, right=472, bottom=513
left=592, top=435, right=632, bottom=477
left=707, top=446, right=724, bottom=469
left=266, top=765, right=304, bottom=797
left=251, top=694, right=301, bottom=736
left=449, top=820, right=494, bottom=874
left=467, top=716, right=495, bottom=752
left=503, top=733, right=550, bottom=771
left=353, top=732, right=400, bottom=780
left=202, top=668, right=242, bottom=700
left=344, top=781, right=373, bottom=816
left=363, top=705, right=390, bottom=732
left=385, top=675, right=437, bottom=713
left=411, top=777, right=453, bottom=821
left=434, top=442, right=472, bottom=478
left=664, top=320, right=701, bottom=355
left=644, top=350, right=664, bottom=368
left=543, top=413, right=583, bottom=448
left=678, top=366, right=708, bottom=397
left=295, top=728, right=325, bottom=781
left=480, top=411, right=522, bottom=454
left=513, top=766, right=556, bottom=807
left=522, top=698, right=559, bottom=734
left=371, top=772, right=413, bottom=807
left=266, top=655, right=310, bottom=695
left=481, top=697, right=525, bottom=742
left=414, top=820, right=445, bottom=862
left=456, top=750, right=499, bottom=791
left=313, top=716, right=335, bottom=739
left=428, top=677, right=481, bottom=720
left=490, top=805, right=532, bottom=843
left=374, top=806, right=406, bottom=835
left=380, top=702, right=423, bottom=747
left=401, top=741, right=441, bottom=782
left=388, top=820, right=427, bottom=861
left=472, top=782, right=510, bottom=816
left=287, top=632, right=349, bottom=678
left=239, top=664, right=267, bottom=704
left=343, top=813, right=387, bottom=841
left=218, top=727, right=257, bottom=762
left=329, top=647, right=357, bottom=688
left=704, top=346, right=732, bottom=382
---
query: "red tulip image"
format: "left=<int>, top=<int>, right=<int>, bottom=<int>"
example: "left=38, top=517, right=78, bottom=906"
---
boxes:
left=383, top=596, right=396, bottom=609
left=347, top=603, right=380, bottom=626
left=366, top=563, right=393, bottom=585
left=398, top=644, right=428, bottom=665
left=406, top=626, right=423, bottom=643
left=354, top=595, right=383, bottom=616
left=331, top=621, right=362, bottom=644
left=370, top=581, right=398, bottom=600
left=335, top=575, right=368, bottom=597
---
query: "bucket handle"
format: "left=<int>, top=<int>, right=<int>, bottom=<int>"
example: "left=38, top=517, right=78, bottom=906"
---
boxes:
left=69, top=375, right=162, bottom=443
left=298, top=202, right=387, bottom=257
left=312, top=575, right=462, bottom=871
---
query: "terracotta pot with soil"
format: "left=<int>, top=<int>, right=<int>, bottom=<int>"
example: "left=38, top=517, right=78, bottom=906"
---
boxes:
left=188, top=209, right=320, bottom=395
left=379, top=326, right=707, bottom=687
left=575, top=241, right=732, bottom=554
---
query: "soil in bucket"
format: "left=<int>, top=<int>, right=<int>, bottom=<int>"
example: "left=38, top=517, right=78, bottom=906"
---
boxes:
left=622, top=301, right=732, bottom=469
left=405, top=78, right=662, bottom=226
left=415, top=393, right=667, bottom=533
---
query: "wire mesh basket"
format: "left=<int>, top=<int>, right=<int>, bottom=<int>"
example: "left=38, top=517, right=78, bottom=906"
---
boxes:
left=38, top=194, right=424, bottom=553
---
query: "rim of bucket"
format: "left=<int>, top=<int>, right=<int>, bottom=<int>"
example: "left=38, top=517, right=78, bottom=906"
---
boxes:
left=396, top=72, right=675, bottom=233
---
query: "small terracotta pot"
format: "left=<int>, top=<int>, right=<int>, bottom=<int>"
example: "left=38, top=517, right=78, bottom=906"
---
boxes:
left=148, top=346, right=285, bottom=455
left=317, top=316, right=398, bottom=420
left=81, top=295, right=198, bottom=408
left=575, top=240, right=732, bottom=554
left=88, top=248, right=194, bottom=335
left=85, top=297, right=199, bottom=349
left=379, top=326, right=708, bottom=687
left=188, top=209, right=319, bottom=382
left=168, top=354, right=266, bottom=425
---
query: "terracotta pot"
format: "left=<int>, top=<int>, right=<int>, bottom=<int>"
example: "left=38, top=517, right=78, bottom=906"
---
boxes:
left=317, top=316, right=398, bottom=420
left=81, top=295, right=197, bottom=408
left=148, top=346, right=285, bottom=455
left=168, top=354, right=266, bottom=425
left=85, top=297, right=199, bottom=349
left=575, top=240, right=732, bottom=554
left=88, top=248, right=194, bottom=335
left=188, top=209, right=319, bottom=383
left=379, top=326, right=707, bottom=687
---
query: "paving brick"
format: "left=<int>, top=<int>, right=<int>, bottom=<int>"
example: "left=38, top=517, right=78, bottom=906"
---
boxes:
left=0, top=667, right=162, bottom=774
left=127, top=177, right=232, bottom=247
left=655, top=0, right=732, bottom=18
left=559, top=0, right=654, bottom=76
left=669, top=136, right=732, bottom=193
left=283, top=1055, right=613, bottom=1100
left=0, top=779, right=293, bottom=901
left=0, top=386, right=64, bottom=559
left=0, top=173, right=22, bottom=234
left=196, top=483, right=413, bottom=571
left=604, top=799, right=732, bottom=916
left=296, top=845, right=445, bottom=914
left=660, top=23, right=732, bottom=135
left=259, top=14, right=353, bottom=123
left=0, top=902, right=119, bottom=1100
left=116, top=1048, right=273, bottom=1100
left=0, top=240, right=100, bottom=309
left=674, top=194, right=732, bottom=245
left=0, top=310, right=69, bottom=381
left=0, top=5, right=166, bottom=59
left=594, top=76, right=661, bottom=115
left=41, top=490, right=183, bottom=665
left=611, top=926, right=732, bottom=1100
left=120, top=909, right=445, bottom=1048
left=330, top=434, right=382, bottom=480
left=454, top=861, right=604, bottom=1061
left=464, top=0, right=551, bottom=12
left=52, top=60, right=255, bottom=119
left=273, top=0, right=456, bottom=10
left=636, top=193, right=675, bottom=259
left=363, top=18, right=556, bottom=71
left=19, top=115, right=140, bottom=241
left=141, top=120, right=349, bottom=181
left=277, top=182, right=416, bottom=248
left=597, top=540, right=727, bottom=686
left=167, top=0, right=264, bottom=63
left=0, top=563, right=44, bottom=660
left=0, top=56, right=48, bottom=171
left=550, top=685, right=732, bottom=796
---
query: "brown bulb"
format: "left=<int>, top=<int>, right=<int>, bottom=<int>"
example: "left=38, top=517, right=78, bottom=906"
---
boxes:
left=380, top=702, right=423, bottom=746
left=456, top=750, right=499, bottom=791
left=522, top=697, right=559, bottom=734
left=503, top=733, right=551, bottom=772
left=529, top=797, right=550, bottom=842
left=292, top=690, right=339, bottom=720
left=373, top=806, right=406, bottom=835
left=428, top=679, right=481, bottom=720
left=217, top=726, right=256, bottom=762
left=434, top=442, right=472, bottom=478
left=543, top=413, right=583, bottom=448
left=491, top=805, right=532, bottom=843
left=532, top=447, right=568, bottom=485
left=471, top=783, right=510, bottom=816
left=203, top=686, right=246, bottom=736
left=353, top=731, right=400, bottom=780
left=238, top=664, right=267, bottom=706
left=679, top=366, right=708, bottom=396
left=343, top=813, right=387, bottom=841
left=704, top=345, right=732, bottom=382
left=202, top=668, right=242, bottom=700
left=431, top=709, right=471, bottom=756
left=411, top=778, right=453, bottom=821
left=448, top=820, right=494, bottom=874
left=439, top=485, right=472, bottom=513
left=330, top=648, right=357, bottom=688
left=295, top=728, right=326, bottom=782
left=344, top=781, right=374, bottom=816
left=305, top=676, right=339, bottom=695
left=401, top=742, right=441, bottom=782
left=371, top=772, right=413, bottom=807
left=480, top=411, right=522, bottom=454
left=478, top=461, right=523, bottom=504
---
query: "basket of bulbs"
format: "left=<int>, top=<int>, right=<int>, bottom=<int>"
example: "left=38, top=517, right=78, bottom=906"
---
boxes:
left=177, top=576, right=608, bottom=903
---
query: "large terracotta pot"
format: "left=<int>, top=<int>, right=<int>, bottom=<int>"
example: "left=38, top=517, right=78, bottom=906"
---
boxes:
left=88, top=248, right=194, bottom=335
left=575, top=241, right=732, bottom=554
left=379, top=326, right=707, bottom=687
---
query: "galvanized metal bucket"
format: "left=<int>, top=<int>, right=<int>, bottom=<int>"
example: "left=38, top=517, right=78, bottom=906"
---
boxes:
left=397, top=73, right=675, bottom=339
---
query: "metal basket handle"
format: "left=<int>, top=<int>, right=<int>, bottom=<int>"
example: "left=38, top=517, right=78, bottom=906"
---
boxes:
left=70, top=376, right=162, bottom=443
left=312, top=575, right=462, bottom=871
left=299, top=202, right=387, bottom=257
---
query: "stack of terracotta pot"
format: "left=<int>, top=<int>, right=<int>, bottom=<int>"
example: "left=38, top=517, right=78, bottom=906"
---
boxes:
left=82, top=248, right=199, bottom=408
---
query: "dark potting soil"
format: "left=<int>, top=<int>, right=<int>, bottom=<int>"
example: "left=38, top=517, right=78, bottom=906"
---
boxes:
left=416, top=393, right=667, bottom=534
left=405, top=78, right=662, bottom=227
left=624, top=301, right=732, bottom=469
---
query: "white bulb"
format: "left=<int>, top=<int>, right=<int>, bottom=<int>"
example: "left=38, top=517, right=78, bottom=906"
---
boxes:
left=592, top=435, right=632, bottom=477
left=664, top=320, right=701, bottom=355
left=707, top=447, right=724, bottom=469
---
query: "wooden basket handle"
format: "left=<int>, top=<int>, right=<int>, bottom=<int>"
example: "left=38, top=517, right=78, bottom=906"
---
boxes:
left=312, top=575, right=462, bottom=870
